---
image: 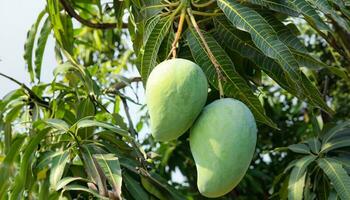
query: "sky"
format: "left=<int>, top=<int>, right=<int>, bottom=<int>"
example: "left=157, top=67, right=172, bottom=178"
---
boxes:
left=0, top=0, right=56, bottom=98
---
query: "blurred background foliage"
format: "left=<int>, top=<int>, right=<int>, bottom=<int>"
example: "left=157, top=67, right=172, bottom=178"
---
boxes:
left=0, top=0, right=350, bottom=199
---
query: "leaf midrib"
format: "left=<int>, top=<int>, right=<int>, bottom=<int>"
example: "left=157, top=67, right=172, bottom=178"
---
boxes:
left=218, top=0, right=299, bottom=77
left=189, top=28, right=267, bottom=123
left=323, top=159, right=350, bottom=197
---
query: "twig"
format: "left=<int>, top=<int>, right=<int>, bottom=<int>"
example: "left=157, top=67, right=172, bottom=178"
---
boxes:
left=191, top=0, right=216, bottom=8
left=113, top=77, right=142, bottom=90
left=192, top=10, right=222, bottom=17
left=168, top=9, right=186, bottom=59
left=59, top=0, right=128, bottom=29
left=120, top=96, right=136, bottom=136
left=120, top=96, right=148, bottom=168
left=187, top=8, right=225, bottom=97
left=0, top=72, right=49, bottom=108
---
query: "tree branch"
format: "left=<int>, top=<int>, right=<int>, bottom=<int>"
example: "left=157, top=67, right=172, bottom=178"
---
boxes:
left=59, top=0, right=128, bottom=29
left=0, top=72, right=49, bottom=108
left=113, top=77, right=142, bottom=90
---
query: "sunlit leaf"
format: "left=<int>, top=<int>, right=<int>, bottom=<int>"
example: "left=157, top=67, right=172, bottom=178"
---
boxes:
left=34, top=17, right=52, bottom=81
left=50, top=150, right=70, bottom=189
left=93, top=154, right=122, bottom=198
left=24, top=10, right=46, bottom=82
left=288, top=155, right=316, bottom=200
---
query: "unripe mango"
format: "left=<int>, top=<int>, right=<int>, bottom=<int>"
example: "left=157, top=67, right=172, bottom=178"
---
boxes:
left=190, top=98, right=257, bottom=198
left=146, top=58, right=208, bottom=142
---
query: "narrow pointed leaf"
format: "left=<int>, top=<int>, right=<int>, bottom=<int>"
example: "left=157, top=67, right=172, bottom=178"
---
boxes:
left=322, top=122, right=350, bottom=144
left=45, top=119, right=70, bottom=132
left=34, top=17, right=52, bottom=81
left=140, top=17, right=172, bottom=83
left=288, top=143, right=311, bottom=154
left=56, top=177, right=86, bottom=191
left=76, top=119, right=130, bottom=138
left=321, top=136, right=350, bottom=153
left=50, top=150, right=69, bottom=189
left=124, top=173, right=150, bottom=200
left=24, top=10, right=46, bottom=82
left=213, top=17, right=332, bottom=113
left=262, top=15, right=308, bottom=53
left=217, top=0, right=302, bottom=86
left=244, top=0, right=299, bottom=16
left=185, top=27, right=276, bottom=128
left=318, top=158, right=350, bottom=200
left=63, top=184, right=109, bottom=200
left=289, top=0, right=330, bottom=31
left=288, top=155, right=316, bottom=200
left=308, top=0, right=350, bottom=31
left=80, top=145, right=108, bottom=196
left=93, top=154, right=122, bottom=198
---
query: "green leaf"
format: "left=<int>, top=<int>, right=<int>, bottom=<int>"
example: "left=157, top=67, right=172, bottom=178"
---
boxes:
left=288, top=143, right=312, bottom=154
left=147, top=171, right=186, bottom=200
left=217, top=0, right=302, bottom=86
left=56, top=177, right=87, bottom=191
left=139, top=17, right=172, bottom=83
left=124, top=173, right=150, bottom=200
left=262, top=14, right=308, bottom=53
left=288, top=155, right=316, bottom=200
left=50, top=150, right=70, bottom=189
left=77, top=98, right=96, bottom=119
left=331, top=157, right=350, bottom=172
left=47, top=0, right=73, bottom=53
left=299, top=73, right=333, bottom=114
left=321, top=136, right=350, bottom=153
left=289, top=0, right=330, bottom=31
left=34, top=17, right=52, bottom=81
left=143, top=15, right=160, bottom=44
left=80, top=145, right=107, bottom=196
left=45, top=118, right=70, bottom=132
left=93, top=154, right=122, bottom=198
left=0, top=136, right=26, bottom=197
left=306, top=138, right=321, bottom=154
left=75, top=119, right=130, bottom=138
left=113, top=0, right=125, bottom=29
left=291, top=49, right=328, bottom=70
left=318, top=158, right=350, bottom=200
left=63, top=184, right=109, bottom=200
left=322, top=121, right=350, bottom=144
left=308, top=0, right=350, bottom=31
left=4, top=103, right=24, bottom=122
left=243, top=0, right=299, bottom=16
left=158, top=27, right=175, bottom=61
left=23, top=10, right=46, bottom=82
left=213, top=17, right=294, bottom=92
left=3, top=122, right=12, bottom=154
left=10, top=128, right=48, bottom=199
left=141, top=177, right=168, bottom=200
left=327, top=66, right=349, bottom=80
left=185, top=27, right=276, bottom=128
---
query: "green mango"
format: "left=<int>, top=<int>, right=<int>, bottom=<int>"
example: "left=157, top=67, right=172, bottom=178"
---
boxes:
left=190, top=98, right=257, bottom=198
left=146, top=58, right=208, bottom=142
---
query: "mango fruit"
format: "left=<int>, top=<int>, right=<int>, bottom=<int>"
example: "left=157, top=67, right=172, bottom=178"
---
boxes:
left=190, top=98, right=257, bottom=198
left=146, top=58, right=208, bottom=142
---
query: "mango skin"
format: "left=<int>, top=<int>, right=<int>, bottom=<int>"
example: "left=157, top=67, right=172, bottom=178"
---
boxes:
left=146, top=58, right=208, bottom=142
left=190, top=98, right=257, bottom=198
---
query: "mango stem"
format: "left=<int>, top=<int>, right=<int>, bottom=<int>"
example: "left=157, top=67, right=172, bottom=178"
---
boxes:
left=187, top=8, right=225, bottom=98
left=168, top=9, right=186, bottom=59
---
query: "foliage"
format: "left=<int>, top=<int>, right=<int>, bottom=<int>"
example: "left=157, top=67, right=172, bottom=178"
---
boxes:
left=1, top=0, right=350, bottom=199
